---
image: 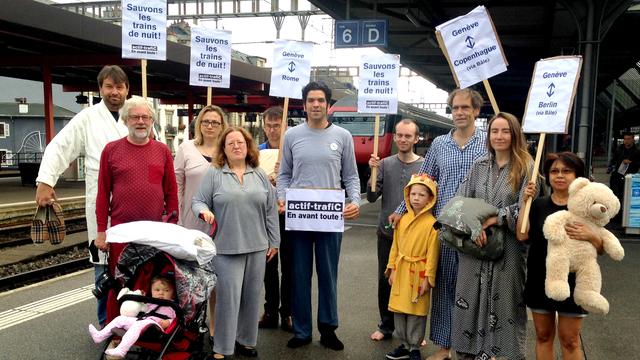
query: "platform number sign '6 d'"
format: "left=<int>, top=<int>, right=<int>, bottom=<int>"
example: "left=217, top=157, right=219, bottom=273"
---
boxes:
left=335, top=19, right=388, bottom=48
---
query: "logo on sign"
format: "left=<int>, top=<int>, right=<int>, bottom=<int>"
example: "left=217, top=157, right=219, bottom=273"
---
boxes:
left=547, top=83, right=555, bottom=97
left=288, top=61, right=296, bottom=72
left=465, top=36, right=475, bottom=49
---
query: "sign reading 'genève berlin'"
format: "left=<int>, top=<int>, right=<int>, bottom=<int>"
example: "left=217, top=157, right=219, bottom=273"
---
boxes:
left=435, top=6, right=507, bottom=88
left=522, top=56, right=583, bottom=134
left=189, top=26, right=232, bottom=88
left=122, top=0, right=167, bottom=61
left=269, top=40, right=313, bottom=99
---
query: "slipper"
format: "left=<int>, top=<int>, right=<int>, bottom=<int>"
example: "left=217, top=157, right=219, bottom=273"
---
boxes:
left=30, top=205, right=49, bottom=244
left=46, top=202, right=66, bottom=244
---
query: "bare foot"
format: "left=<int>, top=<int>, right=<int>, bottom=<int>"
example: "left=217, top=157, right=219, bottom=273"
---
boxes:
left=370, top=330, right=387, bottom=341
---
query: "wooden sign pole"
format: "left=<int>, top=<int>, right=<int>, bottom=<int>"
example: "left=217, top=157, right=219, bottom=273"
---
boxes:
left=482, top=79, right=500, bottom=114
left=520, top=132, right=546, bottom=233
left=277, top=97, right=290, bottom=163
left=141, top=59, right=148, bottom=99
left=207, top=87, right=212, bottom=106
left=371, top=113, right=381, bottom=192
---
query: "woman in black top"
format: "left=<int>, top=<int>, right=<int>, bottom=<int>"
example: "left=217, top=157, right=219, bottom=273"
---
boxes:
left=517, top=152, right=604, bottom=360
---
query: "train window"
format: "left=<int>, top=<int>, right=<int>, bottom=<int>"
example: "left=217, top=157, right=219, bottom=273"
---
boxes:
left=330, top=112, right=385, bottom=136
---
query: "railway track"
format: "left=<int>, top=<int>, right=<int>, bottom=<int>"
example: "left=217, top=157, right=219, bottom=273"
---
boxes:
left=0, top=216, right=88, bottom=250
left=0, top=257, right=91, bottom=292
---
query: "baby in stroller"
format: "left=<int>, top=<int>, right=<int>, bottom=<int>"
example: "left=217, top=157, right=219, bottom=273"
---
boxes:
left=89, top=220, right=217, bottom=359
left=89, top=274, right=177, bottom=358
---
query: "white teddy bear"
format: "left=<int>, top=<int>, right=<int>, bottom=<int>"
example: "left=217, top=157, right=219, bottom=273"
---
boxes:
left=542, top=177, right=625, bottom=314
left=117, top=287, right=147, bottom=317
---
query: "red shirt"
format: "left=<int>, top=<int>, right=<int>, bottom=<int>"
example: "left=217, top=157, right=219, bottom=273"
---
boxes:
left=96, top=137, right=178, bottom=232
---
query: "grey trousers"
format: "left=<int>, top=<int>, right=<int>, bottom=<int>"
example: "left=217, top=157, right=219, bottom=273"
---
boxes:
left=394, top=313, right=427, bottom=351
left=213, top=251, right=266, bottom=355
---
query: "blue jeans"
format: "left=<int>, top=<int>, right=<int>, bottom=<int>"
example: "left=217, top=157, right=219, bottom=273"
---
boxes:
left=288, top=230, right=342, bottom=339
left=94, top=264, right=108, bottom=326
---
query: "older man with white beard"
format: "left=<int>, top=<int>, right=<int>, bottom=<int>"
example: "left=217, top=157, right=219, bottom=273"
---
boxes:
left=94, top=97, right=178, bottom=321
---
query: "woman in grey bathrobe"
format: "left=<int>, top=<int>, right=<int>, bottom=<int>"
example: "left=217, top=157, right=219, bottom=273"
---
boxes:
left=451, top=113, right=536, bottom=360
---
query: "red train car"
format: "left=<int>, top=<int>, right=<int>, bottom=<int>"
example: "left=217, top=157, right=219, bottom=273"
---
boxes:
left=328, top=95, right=453, bottom=189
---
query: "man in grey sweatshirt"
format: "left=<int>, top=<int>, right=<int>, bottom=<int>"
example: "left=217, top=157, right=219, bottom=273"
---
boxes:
left=277, top=81, right=360, bottom=351
left=367, top=119, right=424, bottom=342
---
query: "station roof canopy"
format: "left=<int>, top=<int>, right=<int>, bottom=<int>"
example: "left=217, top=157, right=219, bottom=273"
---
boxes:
left=310, top=0, right=640, bottom=123
left=0, top=0, right=277, bottom=111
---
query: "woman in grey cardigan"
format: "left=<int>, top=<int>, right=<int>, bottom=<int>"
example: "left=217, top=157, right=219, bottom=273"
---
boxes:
left=450, top=113, right=536, bottom=360
left=193, top=126, right=280, bottom=360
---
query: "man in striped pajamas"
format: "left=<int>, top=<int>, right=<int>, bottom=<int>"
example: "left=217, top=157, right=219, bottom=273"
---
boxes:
left=389, top=88, right=486, bottom=360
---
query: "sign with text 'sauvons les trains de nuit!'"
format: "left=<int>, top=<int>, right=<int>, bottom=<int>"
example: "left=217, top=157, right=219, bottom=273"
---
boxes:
left=189, top=26, right=232, bottom=88
left=358, top=54, right=400, bottom=114
left=435, top=6, right=507, bottom=89
left=269, top=40, right=313, bottom=99
left=122, top=0, right=167, bottom=60
left=522, top=56, right=583, bottom=134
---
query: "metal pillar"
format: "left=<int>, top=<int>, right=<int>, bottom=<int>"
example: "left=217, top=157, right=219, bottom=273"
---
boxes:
left=299, top=14, right=310, bottom=41
left=576, top=0, right=599, bottom=173
left=607, top=80, right=617, bottom=165
left=42, top=63, right=54, bottom=144
left=272, top=14, right=285, bottom=39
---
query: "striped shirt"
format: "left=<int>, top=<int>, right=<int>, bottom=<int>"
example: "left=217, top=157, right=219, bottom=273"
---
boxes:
left=395, top=127, right=487, bottom=217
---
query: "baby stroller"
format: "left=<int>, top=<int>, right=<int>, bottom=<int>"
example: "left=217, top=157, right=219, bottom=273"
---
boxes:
left=98, top=221, right=217, bottom=360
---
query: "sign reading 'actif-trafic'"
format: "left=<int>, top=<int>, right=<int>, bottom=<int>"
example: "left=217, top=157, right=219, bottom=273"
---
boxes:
left=335, top=19, right=388, bottom=48
left=121, top=0, right=167, bottom=60
left=285, top=188, right=345, bottom=233
left=358, top=54, right=400, bottom=114
left=189, top=26, right=232, bottom=88
left=435, top=6, right=507, bottom=88
left=269, top=39, right=313, bottom=99
left=522, top=56, right=583, bottom=134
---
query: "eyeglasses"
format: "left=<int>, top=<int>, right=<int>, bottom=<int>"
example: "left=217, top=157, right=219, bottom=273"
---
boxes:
left=128, top=115, right=152, bottom=121
left=549, top=168, right=574, bottom=175
left=201, top=120, right=222, bottom=128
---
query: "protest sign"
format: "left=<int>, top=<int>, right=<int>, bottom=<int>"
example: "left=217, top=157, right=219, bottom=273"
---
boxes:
left=285, top=189, right=345, bottom=232
left=435, top=5, right=507, bottom=89
left=357, top=54, right=400, bottom=114
left=269, top=40, right=313, bottom=99
left=522, top=56, right=583, bottom=134
left=122, top=0, right=167, bottom=60
left=189, top=26, right=232, bottom=88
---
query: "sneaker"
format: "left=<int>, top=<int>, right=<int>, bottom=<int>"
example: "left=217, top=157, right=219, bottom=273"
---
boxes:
left=320, top=331, right=344, bottom=351
left=386, top=344, right=410, bottom=360
left=409, top=349, right=422, bottom=360
left=258, top=313, right=278, bottom=329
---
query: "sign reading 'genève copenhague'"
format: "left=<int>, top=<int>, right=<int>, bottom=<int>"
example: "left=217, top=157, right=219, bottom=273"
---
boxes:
left=269, top=40, right=313, bottom=99
left=358, top=54, right=400, bottom=114
left=435, top=6, right=507, bottom=88
left=122, top=0, right=167, bottom=60
left=522, top=56, right=583, bottom=134
left=189, top=26, right=232, bottom=88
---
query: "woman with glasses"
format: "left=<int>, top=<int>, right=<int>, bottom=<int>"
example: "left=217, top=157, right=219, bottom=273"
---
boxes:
left=193, top=127, right=280, bottom=359
left=517, top=152, right=604, bottom=360
left=174, top=105, right=228, bottom=233
left=174, top=105, right=228, bottom=344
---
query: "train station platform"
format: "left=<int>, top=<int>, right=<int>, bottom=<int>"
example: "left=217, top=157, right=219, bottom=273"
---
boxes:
left=0, top=175, right=85, bottom=205
left=0, top=201, right=638, bottom=359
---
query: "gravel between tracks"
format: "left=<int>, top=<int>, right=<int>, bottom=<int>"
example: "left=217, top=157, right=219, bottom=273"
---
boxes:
left=0, top=246, right=89, bottom=277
